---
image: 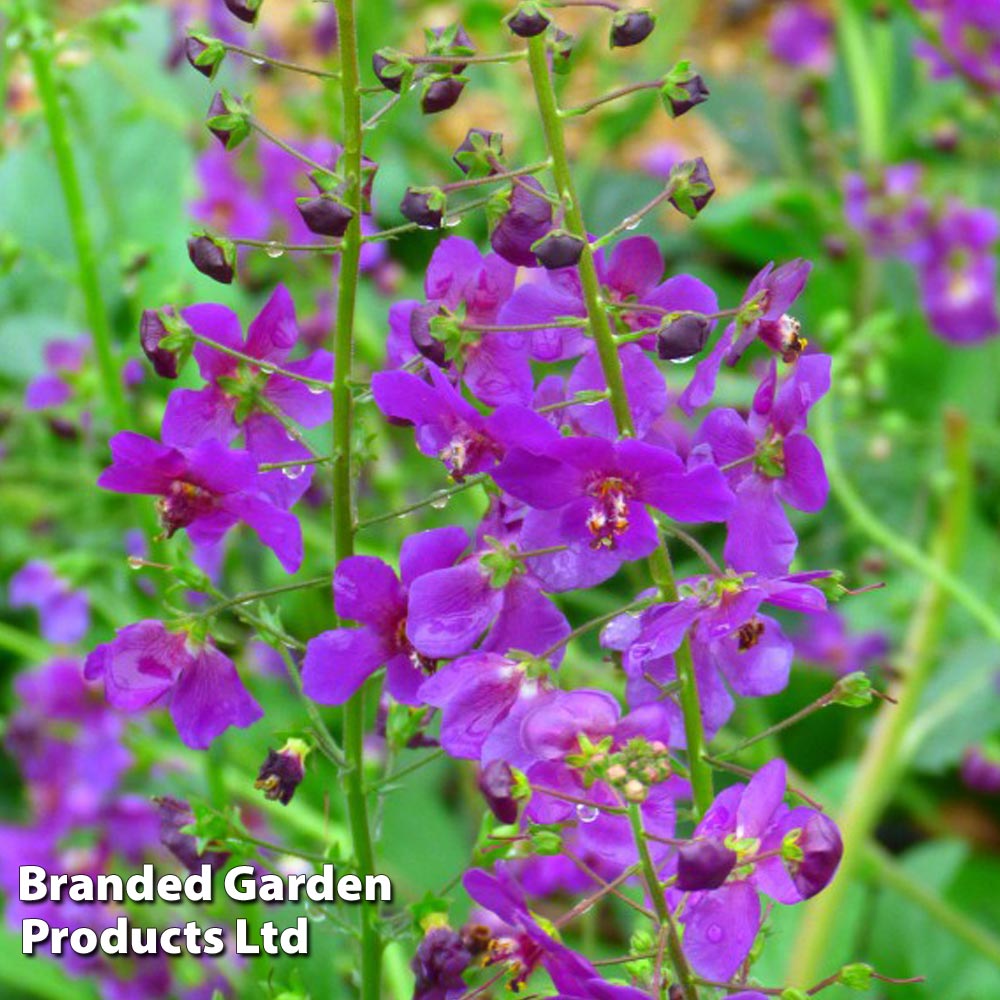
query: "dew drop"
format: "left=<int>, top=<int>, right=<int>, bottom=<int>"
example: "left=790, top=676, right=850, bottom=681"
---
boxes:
left=443, top=216, right=462, bottom=229
left=575, top=803, right=599, bottom=824
left=308, top=384, right=326, bottom=395
left=258, top=364, right=276, bottom=375
left=706, top=923, right=723, bottom=944
left=127, top=556, right=143, bottom=571
left=669, top=354, right=695, bottom=365
left=286, top=430, right=298, bottom=442
left=282, top=465, right=306, bottom=480
left=429, top=493, right=450, bottom=510
left=251, top=57, right=266, bottom=66
left=623, top=215, right=642, bottom=231
left=265, top=241, right=285, bottom=258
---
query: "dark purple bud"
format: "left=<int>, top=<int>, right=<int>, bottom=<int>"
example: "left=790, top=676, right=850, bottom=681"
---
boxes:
left=206, top=91, right=250, bottom=150
left=153, top=796, right=229, bottom=873
left=223, top=0, right=262, bottom=26
left=676, top=837, right=737, bottom=890
left=296, top=194, right=354, bottom=238
left=410, top=305, right=448, bottom=366
left=421, top=75, right=466, bottom=114
left=787, top=813, right=843, bottom=899
left=656, top=313, right=711, bottom=361
left=667, top=157, right=716, bottom=219
left=610, top=9, right=656, bottom=48
left=187, top=233, right=236, bottom=284
left=661, top=72, right=709, bottom=118
left=489, top=176, right=554, bottom=268
left=254, top=739, right=309, bottom=806
left=478, top=761, right=519, bottom=824
left=453, top=128, right=504, bottom=176
left=140, top=307, right=185, bottom=379
left=505, top=2, right=551, bottom=38
left=372, top=48, right=411, bottom=93
left=427, top=24, right=476, bottom=74
left=47, top=417, right=80, bottom=441
left=401, top=187, right=447, bottom=229
left=184, top=34, right=224, bottom=79
left=531, top=229, right=586, bottom=270
left=412, top=927, right=471, bottom=1000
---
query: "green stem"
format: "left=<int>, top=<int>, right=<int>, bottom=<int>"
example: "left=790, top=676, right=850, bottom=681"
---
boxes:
left=789, top=410, right=972, bottom=983
left=627, top=804, right=699, bottom=1000
left=837, top=0, right=886, bottom=164
left=332, top=2, right=381, bottom=996
left=0, top=622, right=51, bottom=662
left=525, top=33, right=713, bottom=817
left=26, top=19, right=127, bottom=428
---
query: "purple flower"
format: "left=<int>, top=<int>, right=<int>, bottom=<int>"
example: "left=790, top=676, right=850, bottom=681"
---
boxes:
left=24, top=336, right=90, bottom=411
left=680, top=258, right=811, bottom=414
left=791, top=609, right=888, bottom=675
left=493, top=433, right=734, bottom=585
left=914, top=2, right=1000, bottom=93
left=694, top=354, right=831, bottom=574
left=674, top=760, right=842, bottom=981
left=462, top=864, right=596, bottom=990
left=190, top=147, right=271, bottom=241
left=489, top=176, right=554, bottom=268
left=916, top=203, right=999, bottom=343
left=8, top=561, right=89, bottom=644
left=384, top=238, right=530, bottom=406
left=419, top=652, right=553, bottom=763
left=98, top=432, right=303, bottom=572
left=302, top=526, right=470, bottom=706
left=84, top=620, right=263, bottom=749
left=961, top=745, right=1000, bottom=795
left=768, top=3, right=833, bottom=74
left=843, top=164, right=930, bottom=260
left=604, top=570, right=827, bottom=738
left=372, top=362, right=552, bottom=481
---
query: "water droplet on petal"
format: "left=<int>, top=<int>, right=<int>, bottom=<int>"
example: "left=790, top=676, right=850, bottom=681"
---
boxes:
left=669, top=354, right=695, bottom=365
left=282, top=465, right=306, bottom=480
left=429, top=493, right=450, bottom=509
left=576, top=803, right=599, bottom=824
left=265, top=241, right=285, bottom=258
left=706, top=923, right=723, bottom=944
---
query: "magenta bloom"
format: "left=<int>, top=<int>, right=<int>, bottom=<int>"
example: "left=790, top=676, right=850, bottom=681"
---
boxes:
left=84, top=620, right=262, bottom=749
left=605, top=570, right=827, bottom=739
left=917, top=203, right=999, bottom=344
left=8, top=561, right=89, bottom=644
left=24, top=336, right=90, bottom=411
left=768, top=3, right=833, bottom=74
left=695, top=354, right=831, bottom=574
left=161, top=287, right=332, bottom=505
left=385, top=237, right=529, bottom=406
left=674, top=760, right=842, bottom=981
left=462, top=865, right=596, bottom=991
left=373, top=362, right=552, bottom=480
left=680, top=258, right=811, bottom=414
left=494, top=433, right=734, bottom=585
left=190, top=146, right=272, bottom=241
left=792, top=609, right=888, bottom=676
left=98, top=432, right=303, bottom=572
left=303, top=526, right=470, bottom=706
left=843, top=164, right=930, bottom=260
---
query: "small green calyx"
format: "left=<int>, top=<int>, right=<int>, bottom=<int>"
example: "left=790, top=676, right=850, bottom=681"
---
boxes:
left=838, top=963, right=874, bottom=990
left=831, top=671, right=874, bottom=708
left=780, top=827, right=804, bottom=863
left=480, top=536, right=528, bottom=589
left=754, top=434, right=786, bottom=479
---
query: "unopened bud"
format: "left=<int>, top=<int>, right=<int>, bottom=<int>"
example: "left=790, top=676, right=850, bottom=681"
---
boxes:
left=185, top=34, right=225, bottom=79
left=505, top=2, right=551, bottom=38
left=667, top=157, right=716, bottom=219
left=478, top=761, right=519, bottom=824
left=531, top=229, right=586, bottom=270
left=140, top=307, right=191, bottom=379
left=610, top=9, right=656, bottom=48
left=223, top=0, right=262, bottom=26
left=656, top=313, right=711, bottom=360
left=623, top=779, right=647, bottom=803
left=453, top=128, right=504, bottom=177
left=206, top=91, right=250, bottom=150
left=187, top=233, right=236, bottom=284
left=837, top=963, right=873, bottom=990
left=421, top=75, right=466, bottom=114
left=254, top=738, right=310, bottom=806
left=660, top=62, right=710, bottom=118
left=831, top=671, right=873, bottom=707
left=372, top=48, right=412, bottom=93
left=401, top=187, right=447, bottom=229
left=296, top=194, right=354, bottom=238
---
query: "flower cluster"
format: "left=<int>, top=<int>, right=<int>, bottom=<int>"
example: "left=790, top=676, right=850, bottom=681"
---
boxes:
left=912, top=0, right=1000, bottom=94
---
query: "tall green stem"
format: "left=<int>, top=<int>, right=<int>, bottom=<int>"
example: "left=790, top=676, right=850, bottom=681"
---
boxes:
left=25, top=15, right=128, bottom=429
left=789, top=410, right=972, bottom=983
left=332, top=1, right=381, bottom=996
left=526, top=35, right=713, bottom=816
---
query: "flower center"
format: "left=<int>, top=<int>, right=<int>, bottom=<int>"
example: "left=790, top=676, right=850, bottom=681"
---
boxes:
left=438, top=428, right=500, bottom=481
left=585, top=476, right=634, bottom=549
left=156, top=480, right=216, bottom=538
left=737, top=617, right=765, bottom=650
